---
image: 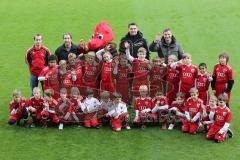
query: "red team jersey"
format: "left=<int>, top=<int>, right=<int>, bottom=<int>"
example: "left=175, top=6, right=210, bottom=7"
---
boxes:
left=115, top=65, right=131, bottom=104
left=115, top=65, right=131, bottom=83
left=9, top=99, right=28, bottom=113
left=213, top=106, right=232, bottom=127
left=170, top=101, right=185, bottom=113
left=100, top=62, right=114, bottom=83
left=150, top=65, right=166, bottom=97
left=67, top=60, right=84, bottom=88
left=83, top=62, right=100, bottom=84
left=59, top=71, right=73, bottom=95
left=166, top=65, right=180, bottom=104
left=184, top=98, right=203, bottom=120
left=132, top=59, right=150, bottom=81
left=150, top=65, right=166, bottom=84
left=134, top=97, right=153, bottom=111
left=152, top=97, right=168, bottom=108
left=213, top=64, right=234, bottom=84
left=176, top=64, right=198, bottom=97
left=177, top=64, right=198, bottom=86
left=39, top=66, right=60, bottom=99
left=25, top=45, right=51, bottom=76
left=196, top=74, right=211, bottom=104
left=70, top=96, right=84, bottom=113
left=28, top=97, right=44, bottom=112
left=56, top=98, right=72, bottom=116
left=196, top=74, right=211, bottom=92
left=100, top=61, right=115, bottom=93
left=132, top=59, right=150, bottom=97
left=82, top=61, right=100, bottom=97
left=212, top=64, right=234, bottom=102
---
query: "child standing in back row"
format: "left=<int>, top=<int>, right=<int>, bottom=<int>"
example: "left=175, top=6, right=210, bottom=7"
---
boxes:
left=211, top=52, right=234, bottom=106
left=171, top=53, right=198, bottom=98
left=196, top=63, right=212, bottom=105
left=113, top=54, right=132, bottom=105
left=125, top=42, right=151, bottom=97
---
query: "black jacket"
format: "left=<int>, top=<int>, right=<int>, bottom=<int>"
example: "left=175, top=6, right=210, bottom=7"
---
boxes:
left=119, top=31, right=150, bottom=59
left=55, top=43, right=79, bottom=62
left=149, top=36, right=183, bottom=63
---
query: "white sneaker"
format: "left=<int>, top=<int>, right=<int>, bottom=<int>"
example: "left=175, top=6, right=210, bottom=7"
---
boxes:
left=126, top=126, right=131, bottom=130
left=59, top=123, right=64, bottom=130
left=168, top=124, right=174, bottom=130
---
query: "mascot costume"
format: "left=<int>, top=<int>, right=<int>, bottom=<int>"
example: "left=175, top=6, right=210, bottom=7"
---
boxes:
left=88, top=22, right=117, bottom=56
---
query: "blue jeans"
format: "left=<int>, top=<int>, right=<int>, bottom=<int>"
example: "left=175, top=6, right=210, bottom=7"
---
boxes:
left=29, top=75, right=44, bottom=96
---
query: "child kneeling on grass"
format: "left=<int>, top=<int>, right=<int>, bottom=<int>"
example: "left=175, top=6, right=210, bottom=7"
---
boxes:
left=168, top=92, right=186, bottom=130
left=105, top=93, right=130, bottom=131
left=28, top=87, right=44, bottom=128
left=133, top=85, right=157, bottom=129
left=8, top=89, right=29, bottom=127
left=80, top=89, right=101, bottom=128
left=182, top=88, right=203, bottom=135
left=41, top=89, right=60, bottom=128
left=206, top=94, right=233, bottom=143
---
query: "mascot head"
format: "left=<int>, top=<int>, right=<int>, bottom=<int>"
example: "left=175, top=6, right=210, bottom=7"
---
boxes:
left=88, top=22, right=114, bottom=51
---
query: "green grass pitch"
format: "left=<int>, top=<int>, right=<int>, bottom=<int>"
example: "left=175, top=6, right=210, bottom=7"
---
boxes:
left=0, top=0, right=239, bottom=159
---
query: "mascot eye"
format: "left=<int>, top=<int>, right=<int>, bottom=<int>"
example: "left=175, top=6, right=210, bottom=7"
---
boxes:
left=98, top=34, right=104, bottom=39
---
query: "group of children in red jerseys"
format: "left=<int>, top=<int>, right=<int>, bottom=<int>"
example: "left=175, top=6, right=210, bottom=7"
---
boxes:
left=8, top=45, right=234, bottom=143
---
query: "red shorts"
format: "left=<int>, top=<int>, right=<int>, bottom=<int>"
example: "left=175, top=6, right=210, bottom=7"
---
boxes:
left=182, top=121, right=199, bottom=134
left=207, top=124, right=227, bottom=142
left=9, top=109, right=26, bottom=121
left=84, top=112, right=99, bottom=128
left=111, top=113, right=129, bottom=130
left=41, top=110, right=59, bottom=124
left=215, top=83, right=231, bottom=103
left=30, top=109, right=42, bottom=120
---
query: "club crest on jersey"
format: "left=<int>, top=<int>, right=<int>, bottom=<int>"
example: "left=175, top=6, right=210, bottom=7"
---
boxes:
left=203, top=78, right=207, bottom=82
left=223, top=112, right=227, bottom=116
left=191, top=69, right=195, bottom=73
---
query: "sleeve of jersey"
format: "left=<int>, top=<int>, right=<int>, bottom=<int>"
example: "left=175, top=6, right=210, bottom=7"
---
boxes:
left=225, top=111, right=232, bottom=123
left=228, top=67, right=234, bottom=80
left=39, top=68, right=47, bottom=77
left=226, top=68, right=234, bottom=92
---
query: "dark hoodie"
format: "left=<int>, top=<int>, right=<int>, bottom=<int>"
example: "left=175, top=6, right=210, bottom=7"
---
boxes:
left=119, top=31, right=150, bottom=60
left=149, top=36, right=184, bottom=63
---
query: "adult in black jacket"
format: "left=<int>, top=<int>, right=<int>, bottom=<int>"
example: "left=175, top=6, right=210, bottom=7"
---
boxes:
left=119, top=23, right=150, bottom=60
left=55, top=33, right=79, bottom=62
left=149, top=28, right=184, bottom=63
